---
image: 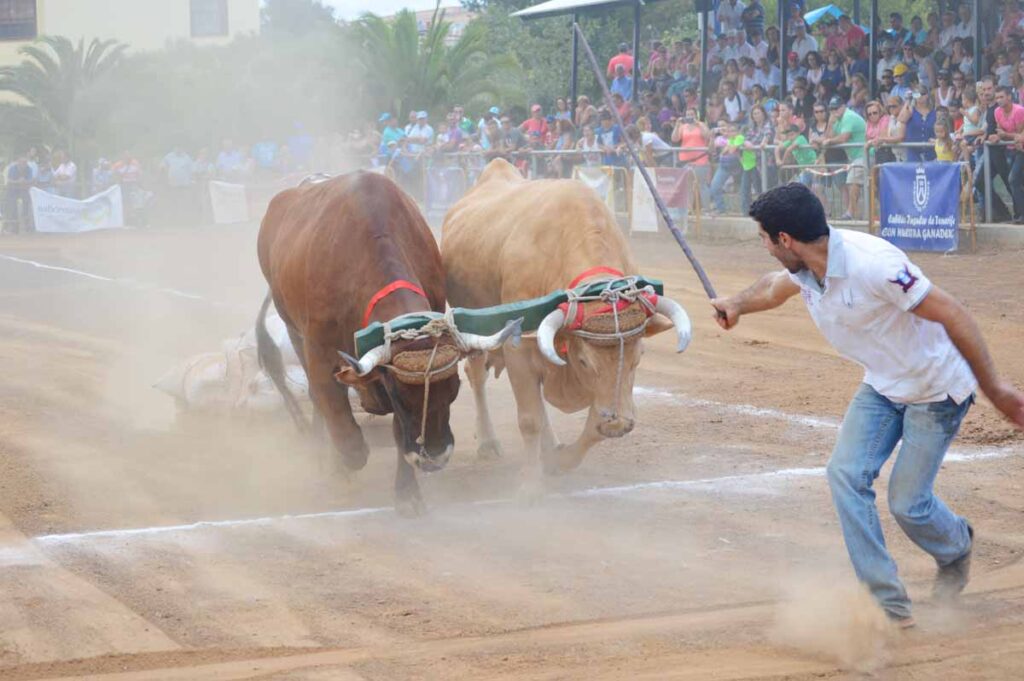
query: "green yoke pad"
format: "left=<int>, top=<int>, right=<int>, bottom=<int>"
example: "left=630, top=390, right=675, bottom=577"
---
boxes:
left=353, top=277, right=664, bottom=357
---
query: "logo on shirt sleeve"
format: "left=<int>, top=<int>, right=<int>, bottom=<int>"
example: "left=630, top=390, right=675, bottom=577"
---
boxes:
left=888, top=264, right=919, bottom=293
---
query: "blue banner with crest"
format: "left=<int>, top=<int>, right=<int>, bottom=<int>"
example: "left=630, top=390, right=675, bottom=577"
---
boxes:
left=878, top=162, right=961, bottom=252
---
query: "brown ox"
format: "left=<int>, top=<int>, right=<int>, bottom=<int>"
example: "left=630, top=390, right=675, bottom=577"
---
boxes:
left=441, top=159, right=691, bottom=493
left=256, top=172, right=515, bottom=515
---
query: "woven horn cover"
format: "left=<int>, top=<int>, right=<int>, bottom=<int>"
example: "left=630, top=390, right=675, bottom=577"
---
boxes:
left=577, top=305, right=649, bottom=345
left=390, top=344, right=460, bottom=385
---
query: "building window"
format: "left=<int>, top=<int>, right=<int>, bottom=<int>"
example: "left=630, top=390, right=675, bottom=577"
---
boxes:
left=190, top=0, right=228, bottom=38
left=0, top=0, right=36, bottom=41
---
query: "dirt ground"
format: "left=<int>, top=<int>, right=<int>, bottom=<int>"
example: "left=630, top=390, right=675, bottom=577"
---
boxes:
left=0, top=218, right=1021, bottom=680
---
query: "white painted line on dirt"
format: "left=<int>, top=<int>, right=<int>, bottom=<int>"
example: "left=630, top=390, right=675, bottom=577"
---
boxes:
left=30, top=443, right=1019, bottom=547
left=33, top=505, right=388, bottom=545
left=0, top=253, right=229, bottom=307
left=634, top=386, right=840, bottom=429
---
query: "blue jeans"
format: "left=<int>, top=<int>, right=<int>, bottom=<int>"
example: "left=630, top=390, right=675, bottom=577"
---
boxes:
left=1008, top=150, right=1024, bottom=220
left=709, top=164, right=739, bottom=212
left=739, top=168, right=761, bottom=215
left=826, top=384, right=974, bottom=618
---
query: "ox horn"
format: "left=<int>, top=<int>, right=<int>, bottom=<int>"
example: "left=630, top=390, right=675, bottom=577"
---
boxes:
left=461, top=317, right=524, bottom=353
left=338, top=344, right=391, bottom=376
left=536, top=308, right=568, bottom=367
left=655, top=296, right=692, bottom=353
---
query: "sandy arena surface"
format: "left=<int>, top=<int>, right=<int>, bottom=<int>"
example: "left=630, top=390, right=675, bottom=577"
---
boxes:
left=0, top=219, right=1021, bottom=680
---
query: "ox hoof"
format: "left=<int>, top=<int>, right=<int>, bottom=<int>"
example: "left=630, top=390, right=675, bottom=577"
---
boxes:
left=477, top=439, right=504, bottom=461
left=341, top=439, right=370, bottom=472
left=395, top=489, right=428, bottom=518
left=516, top=477, right=545, bottom=505
left=540, top=445, right=571, bottom=476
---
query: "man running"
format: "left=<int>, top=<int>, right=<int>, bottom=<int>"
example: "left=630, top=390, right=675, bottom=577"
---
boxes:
left=711, top=183, right=1024, bottom=627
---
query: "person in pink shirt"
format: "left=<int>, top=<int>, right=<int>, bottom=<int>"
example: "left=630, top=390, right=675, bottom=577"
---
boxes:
left=839, top=14, right=866, bottom=56
left=990, top=86, right=1024, bottom=222
left=520, top=104, right=550, bottom=149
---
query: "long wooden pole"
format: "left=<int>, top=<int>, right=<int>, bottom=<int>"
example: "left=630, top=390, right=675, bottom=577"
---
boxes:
left=572, top=22, right=719, bottom=301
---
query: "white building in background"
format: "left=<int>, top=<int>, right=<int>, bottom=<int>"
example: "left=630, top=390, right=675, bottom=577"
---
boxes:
left=0, top=0, right=260, bottom=66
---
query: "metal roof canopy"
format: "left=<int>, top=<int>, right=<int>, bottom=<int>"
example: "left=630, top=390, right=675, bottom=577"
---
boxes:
left=512, top=0, right=665, bottom=113
left=511, top=0, right=663, bottom=21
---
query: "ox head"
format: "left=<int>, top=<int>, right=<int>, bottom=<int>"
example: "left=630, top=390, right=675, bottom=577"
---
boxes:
left=335, top=319, right=521, bottom=472
left=535, top=294, right=690, bottom=439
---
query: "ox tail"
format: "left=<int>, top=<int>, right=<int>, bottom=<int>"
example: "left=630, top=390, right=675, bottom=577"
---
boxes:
left=256, top=291, right=308, bottom=433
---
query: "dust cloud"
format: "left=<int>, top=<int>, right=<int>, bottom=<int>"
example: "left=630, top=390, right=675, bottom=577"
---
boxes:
left=770, top=573, right=895, bottom=673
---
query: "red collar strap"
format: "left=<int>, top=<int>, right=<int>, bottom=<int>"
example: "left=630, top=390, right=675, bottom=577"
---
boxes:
left=362, top=280, right=428, bottom=328
left=558, top=267, right=657, bottom=331
left=567, top=266, right=625, bottom=289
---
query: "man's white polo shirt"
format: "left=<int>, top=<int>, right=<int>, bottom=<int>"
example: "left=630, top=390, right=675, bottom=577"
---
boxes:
left=788, top=228, right=976, bottom=404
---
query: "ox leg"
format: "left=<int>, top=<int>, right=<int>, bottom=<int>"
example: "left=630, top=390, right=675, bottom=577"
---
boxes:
left=306, top=344, right=370, bottom=472
left=465, top=353, right=502, bottom=460
left=504, top=351, right=548, bottom=501
left=287, top=327, right=327, bottom=445
left=393, top=420, right=427, bottom=518
left=542, top=408, right=604, bottom=475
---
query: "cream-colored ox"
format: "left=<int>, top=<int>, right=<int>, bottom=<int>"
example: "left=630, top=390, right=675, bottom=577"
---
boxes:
left=441, top=159, right=691, bottom=491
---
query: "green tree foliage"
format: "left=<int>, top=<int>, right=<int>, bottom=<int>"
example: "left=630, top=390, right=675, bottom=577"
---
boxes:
left=83, top=29, right=356, bottom=159
left=351, top=3, right=523, bottom=121
left=262, top=0, right=339, bottom=36
left=0, top=36, right=126, bottom=157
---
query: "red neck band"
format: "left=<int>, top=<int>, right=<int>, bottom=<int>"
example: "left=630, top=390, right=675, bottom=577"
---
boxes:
left=362, top=280, right=428, bottom=328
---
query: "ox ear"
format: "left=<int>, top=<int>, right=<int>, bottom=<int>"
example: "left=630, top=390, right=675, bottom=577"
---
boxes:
left=334, top=351, right=379, bottom=387
left=644, top=313, right=675, bottom=338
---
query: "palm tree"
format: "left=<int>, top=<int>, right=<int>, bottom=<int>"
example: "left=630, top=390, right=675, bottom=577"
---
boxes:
left=352, top=2, right=521, bottom=120
left=0, top=36, right=127, bottom=157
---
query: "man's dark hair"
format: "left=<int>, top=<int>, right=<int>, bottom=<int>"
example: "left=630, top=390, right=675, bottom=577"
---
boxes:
left=997, top=85, right=1014, bottom=98
left=890, top=12, right=902, bottom=20
left=748, top=183, right=829, bottom=244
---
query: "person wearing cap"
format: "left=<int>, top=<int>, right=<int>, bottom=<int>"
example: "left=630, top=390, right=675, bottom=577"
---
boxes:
left=520, top=104, right=550, bottom=149
left=477, top=106, right=501, bottom=137
left=820, top=95, right=866, bottom=219
left=890, top=63, right=913, bottom=99
left=791, top=21, right=817, bottom=61
left=595, top=110, right=625, bottom=166
left=405, top=111, right=434, bottom=155
left=717, top=0, right=745, bottom=35
left=610, top=63, right=634, bottom=100
left=606, top=42, right=634, bottom=79
left=378, top=113, right=405, bottom=155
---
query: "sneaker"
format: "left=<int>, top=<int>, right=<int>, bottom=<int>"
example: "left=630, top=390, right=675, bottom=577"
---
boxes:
left=887, top=613, right=917, bottom=630
left=933, top=522, right=974, bottom=601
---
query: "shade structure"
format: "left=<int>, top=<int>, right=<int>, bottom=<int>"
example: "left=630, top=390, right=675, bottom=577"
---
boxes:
left=512, top=0, right=660, bottom=20
left=513, top=0, right=667, bottom=109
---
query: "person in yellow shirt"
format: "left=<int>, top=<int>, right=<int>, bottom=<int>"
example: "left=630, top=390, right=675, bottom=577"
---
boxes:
left=933, top=118, right=956, bottom=161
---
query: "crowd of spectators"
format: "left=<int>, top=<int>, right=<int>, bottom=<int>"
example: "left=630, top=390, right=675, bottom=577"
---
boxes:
left=0, top=128, right=344, bottom=232
left=369, top=0, right=1024, bottom=222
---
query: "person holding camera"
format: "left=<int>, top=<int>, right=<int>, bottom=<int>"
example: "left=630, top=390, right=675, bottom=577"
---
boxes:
left=898, top=88, right=937, bottom=163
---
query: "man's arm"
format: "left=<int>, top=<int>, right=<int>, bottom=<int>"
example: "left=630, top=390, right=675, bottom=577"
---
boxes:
left=710, top=270, right=801, bottom=330
left=913, top=286, right=1024, bottom=428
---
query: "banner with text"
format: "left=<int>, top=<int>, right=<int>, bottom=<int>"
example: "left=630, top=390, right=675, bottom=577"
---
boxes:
left=209, top=181, right=250, bottom=224
left=631, top=167, right=693, bottom=233
left=879, top=162, right=960, bottom=252
left=30, top=185, right=124, bottom=233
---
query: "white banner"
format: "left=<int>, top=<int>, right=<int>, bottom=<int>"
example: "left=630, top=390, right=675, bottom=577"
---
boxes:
left=30, top=186, right=124, bottom=233
left=574, top=166, right=612, bottom=203
left=209, top=181, right=249, bottom=224
left=631, top=168, right=659, bottom=233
